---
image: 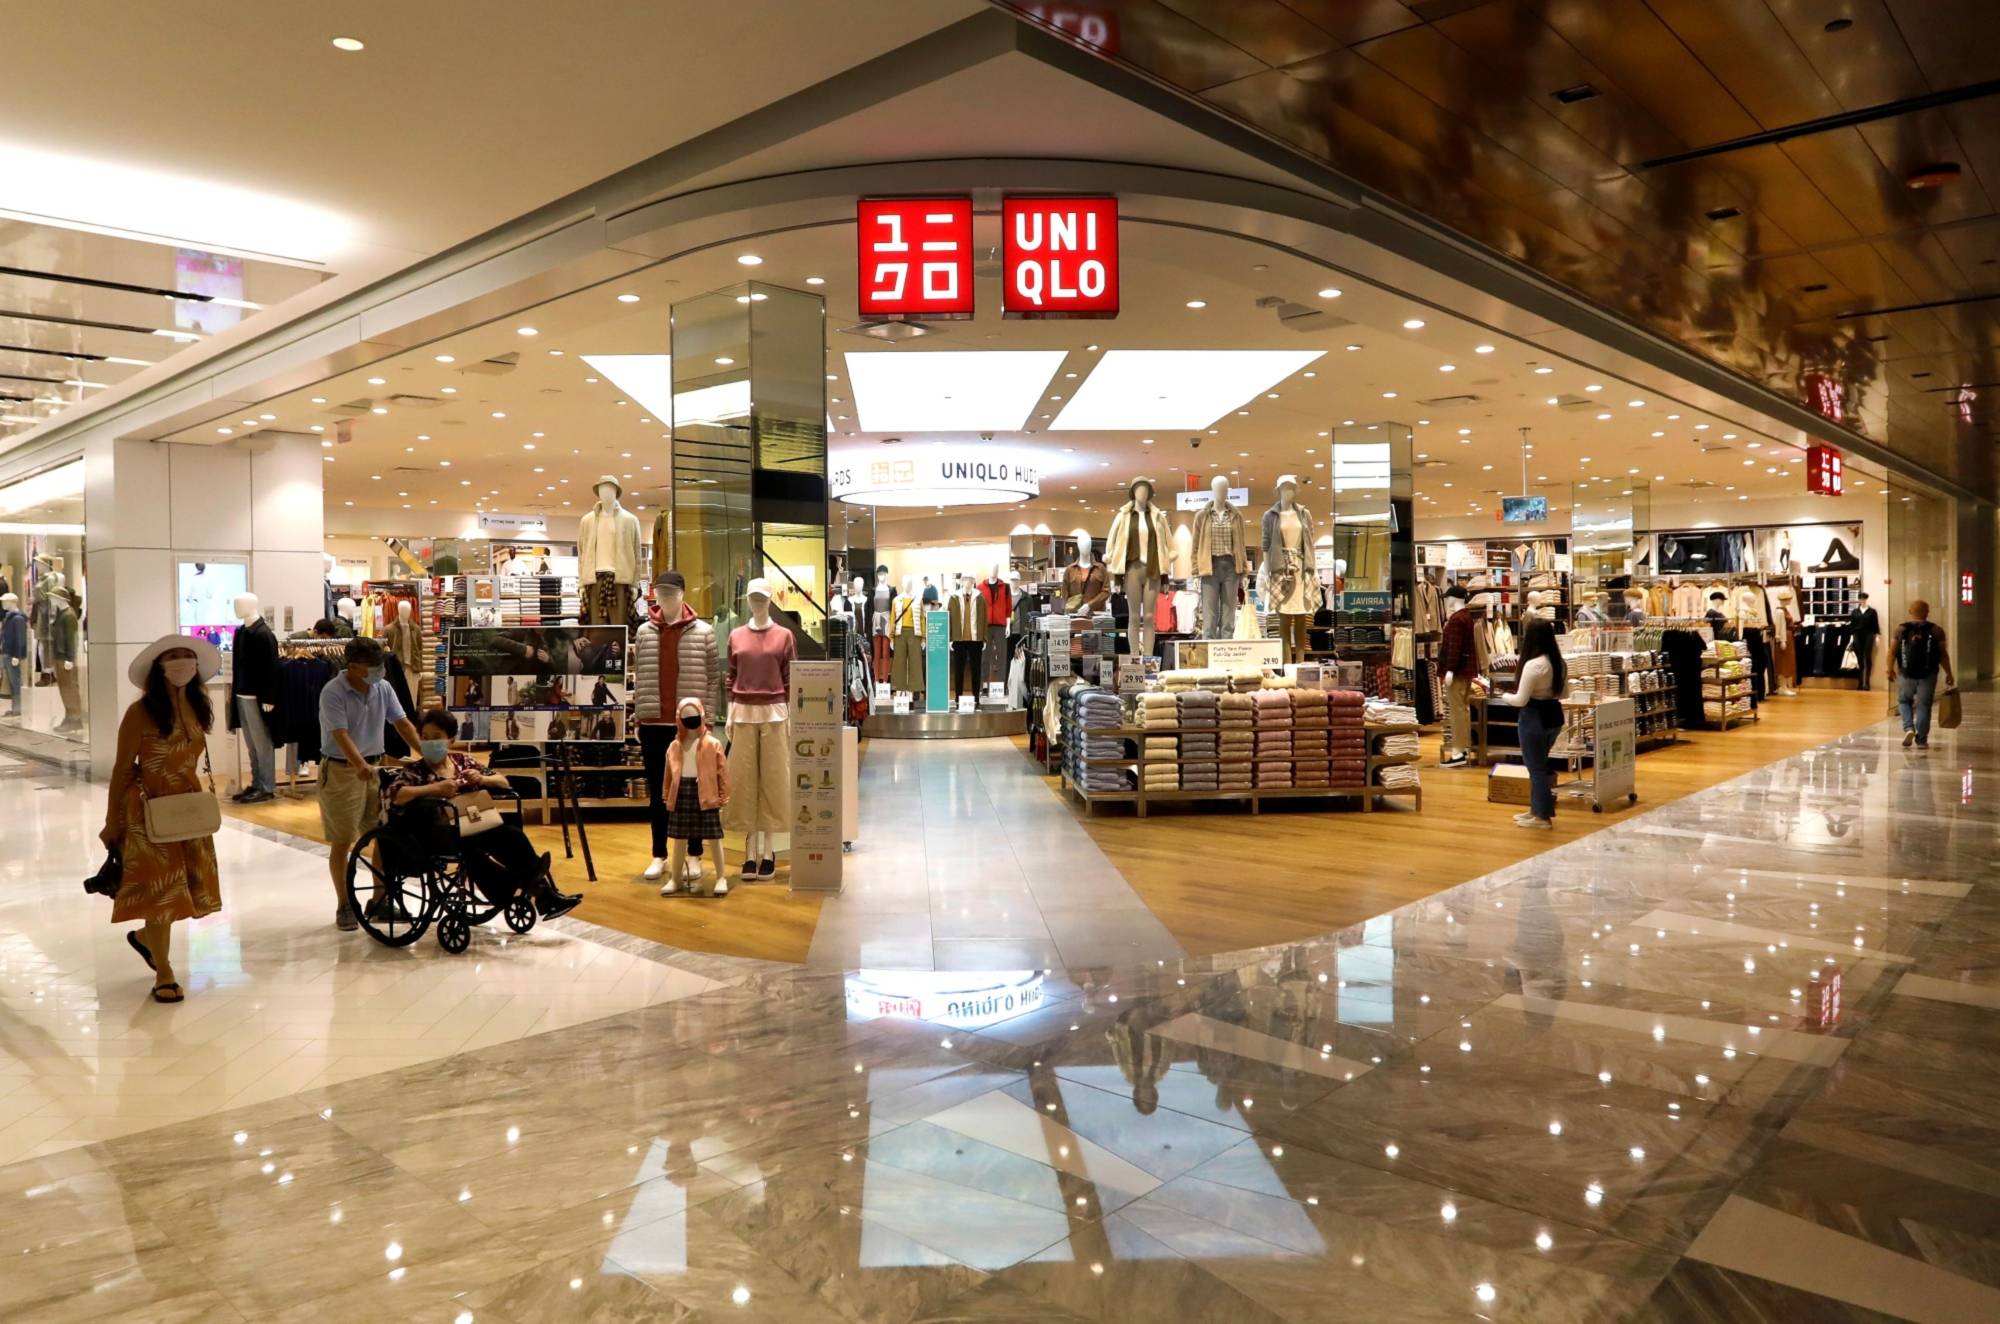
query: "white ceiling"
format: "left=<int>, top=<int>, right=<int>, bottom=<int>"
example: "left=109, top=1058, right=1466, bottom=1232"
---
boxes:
left=158, top=216, right=1890, bottom=541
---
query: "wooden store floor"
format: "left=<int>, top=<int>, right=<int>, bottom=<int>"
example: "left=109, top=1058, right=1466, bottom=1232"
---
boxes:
left=222, top=687, right=1885, bottom=965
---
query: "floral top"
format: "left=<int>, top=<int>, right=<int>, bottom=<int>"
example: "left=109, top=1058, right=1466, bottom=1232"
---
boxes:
left=389, top=752, right=492, bottom=797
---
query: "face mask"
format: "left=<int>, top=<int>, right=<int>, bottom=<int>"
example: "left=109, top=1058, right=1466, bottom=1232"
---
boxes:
left=162, top=658, right=201, bottom=688
left=680, top=713, right=702, bottom=731
left=364, top=665, right=385, bottom=685
left=420, top=738, right=450, bottom=764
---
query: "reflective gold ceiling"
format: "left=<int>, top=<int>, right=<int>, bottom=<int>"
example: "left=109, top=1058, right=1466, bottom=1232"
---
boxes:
left=993, top=0, right=2000, bottom=501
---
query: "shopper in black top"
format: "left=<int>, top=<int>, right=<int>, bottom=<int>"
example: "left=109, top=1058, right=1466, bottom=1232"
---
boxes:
left=1888, top=600, right=1954, bottom=749
left=1848, top=593, right=1880, bottom=690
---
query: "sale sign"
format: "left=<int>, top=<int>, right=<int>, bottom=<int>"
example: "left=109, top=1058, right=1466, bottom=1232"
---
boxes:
left=1003, top=195, right=1118, bottom=318
left=1806, top=443, right=1843, bottom=496
left=856, top=197, right=973, bottom=319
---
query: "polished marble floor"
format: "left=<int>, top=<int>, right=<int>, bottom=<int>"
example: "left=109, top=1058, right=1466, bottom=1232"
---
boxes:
left=2, top=697, right=1996, bottom=1320
left=810, top=739, right=1184, bottom=973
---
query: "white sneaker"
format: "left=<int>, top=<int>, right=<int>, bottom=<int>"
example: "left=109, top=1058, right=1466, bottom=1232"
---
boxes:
left=1512, top=811, right=1539, bottom=826
left=712, top=877, right=730, bottom=897
left=1519, top=816, right=1553, bottom=830
left=642, top=857, right=665, bottom=881
left=658, top=877, right=680, bottom=896
left=682, top=857, right=704, bottom=882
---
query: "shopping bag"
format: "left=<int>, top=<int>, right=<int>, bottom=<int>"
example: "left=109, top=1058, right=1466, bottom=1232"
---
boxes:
left=1938, top=687, right=1962, bottom=730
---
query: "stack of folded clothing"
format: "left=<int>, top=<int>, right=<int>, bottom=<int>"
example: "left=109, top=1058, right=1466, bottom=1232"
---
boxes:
left=1188, top=668, right=1229, bottom=692
left=1159, top=669, right=1198, bottom=693
left=1328, top=688, right=1367, bottom=789
left=1253, top=688, right=1295, bottom=789
left=1066, top=685, right=1132, bottom=793
left=1264, top=671, right=1298, bottom=690
left=1177, top=689, right=1220, bottom=790
left=1290, top=689, right=1332, bottom=788
left=1365, top=699, right=1418, bottom=726
left=1136, top=691, right=1180, bottom=792
left=1229, top=667, right=1266, bottom=694
left=1376, top=730, right=1421, bottom=758
left=1218, top=691, right=1256, bottom=790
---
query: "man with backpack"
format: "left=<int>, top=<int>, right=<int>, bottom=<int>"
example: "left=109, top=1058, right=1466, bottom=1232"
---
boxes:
left=1887, top=599, right=1954, bottom=749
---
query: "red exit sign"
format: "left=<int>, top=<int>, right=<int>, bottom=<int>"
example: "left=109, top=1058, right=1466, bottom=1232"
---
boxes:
left=1003, top=196, right=1119, bottom=319
left=1806, top=444, right=1843, bottom=495
left=856, top=197, right=973, bottom=320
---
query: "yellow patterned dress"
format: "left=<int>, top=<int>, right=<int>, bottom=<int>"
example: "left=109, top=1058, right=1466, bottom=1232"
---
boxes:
left=105, top=701, right=221, bottom=924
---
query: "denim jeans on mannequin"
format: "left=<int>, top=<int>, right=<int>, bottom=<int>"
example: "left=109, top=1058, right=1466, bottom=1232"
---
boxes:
left=1897, top=673, right=1937, bottom=743
left=235, top=695, right=276, bottom=794
left=2, top=656, right=19, bottom=714
left=1199, top=556, right=1238, bottom=639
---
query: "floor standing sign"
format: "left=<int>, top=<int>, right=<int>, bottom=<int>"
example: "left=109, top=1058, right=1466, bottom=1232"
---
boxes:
left=788, top=660, right=844, bottom=893
left=924, top=609, right=951, bottom=713
left=1591, top=697, right=1637, bottom=809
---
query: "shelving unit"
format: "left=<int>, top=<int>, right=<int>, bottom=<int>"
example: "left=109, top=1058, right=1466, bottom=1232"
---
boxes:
left=1701, top=664, right=1757, bottom=731
left=1058, top=720, right=1419, bottom=818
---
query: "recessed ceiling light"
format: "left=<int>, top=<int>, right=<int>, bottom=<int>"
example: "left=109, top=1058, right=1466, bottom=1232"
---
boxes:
left=516, top=326, right=538, bottom=337
left=714, top=357, right=734, bottom=366
left=523, top=443, right=535, bottom=451
left=1439, top=364, right=1456, bottom=373
left=1666, top=413, right=1681, bottom=420
left=1627, top=399, right=1645, bottom=407
left=310, top=396, right=326, bottom=403
left=1345, top=344, right=1362, bottom=352
left=1596, top=412, right=1612, bottom=420
left=1317, top=288, right=1342, bottom=299
left=805, top=276, right=825, bottom=286
left=367, top=376, right=386, bottom=385
left=371, top=406, right=387, bottom=415
left=1383, top=391, right=1398, bottom=399
left=1402, top=318, right=1425, bottom=330
left=1584, top=384, right=1602, bottom=392
left=1474, top=344, right=1496, bottom=354
left=617, top=293, right=640, bottom=303
left=331, top=36, right=365, bottom=51
left=1185, top=300, right=1207, bottom=309
left=490, top=411, right=505, bottom=419
left=737, top=254, right=763, bottom=266
left=434, top=354, right=454, bottom=364
left=312, top=427, right=326, bottom=435
left=1695, top=423, right=1711, bottom=430
left=216, top=426, right=232, bottom=435
left=1534, top=366, right=1553, bottom=375
left=1457, top=428, right=1471, bottom=436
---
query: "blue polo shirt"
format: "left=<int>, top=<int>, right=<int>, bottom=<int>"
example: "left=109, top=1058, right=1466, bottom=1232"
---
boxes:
left=318, top=674, right=405, bottom=761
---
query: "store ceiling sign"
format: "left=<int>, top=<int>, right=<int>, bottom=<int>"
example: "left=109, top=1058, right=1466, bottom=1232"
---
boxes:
left=1002, top=195, right=1118, bottom=318
left=1805, top=443, right=1844, bottom=495
left=479, top=513, right=547, bottom=533
left=1174, top=487, right=1248, bottom=511
left=855, top=197, right=974, bottom=319
left=830, top=444, right=1040, bottom=508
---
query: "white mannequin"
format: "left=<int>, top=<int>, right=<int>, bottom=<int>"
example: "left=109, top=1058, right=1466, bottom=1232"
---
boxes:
left=726, top=579, right=795, bottom=880
left=336, top=596, right=359, bottom=633
left=1192, top=474, right=1245, bottom=639
left=577, top=475, right=642, bottom=624
left=1262, top=475, right=1319, bottom=664
left=1106, top=477, right=1171, bottom=656
left=1064, top=532, right=1107, bottom=613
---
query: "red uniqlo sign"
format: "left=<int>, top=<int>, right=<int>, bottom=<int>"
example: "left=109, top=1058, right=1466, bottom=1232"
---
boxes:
left=856, top=197, right=973, bottom=319
left=1002, top=196, right=1119, bottom=318
left=1806, top=443, right=1843, bottom=495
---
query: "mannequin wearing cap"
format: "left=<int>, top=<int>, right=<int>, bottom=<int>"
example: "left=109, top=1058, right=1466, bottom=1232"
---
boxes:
left=1062, top=533, right=1109, bottom=613
left=1105, top=477, right=1173, bottom=656
left=633, top=569, right=721, bottom=882
left=891, top=573, right=924, bottom=697
left=1261, top=474, right=1321, bottom=664
left=660, top=697, right=730, bottom=897
left=578, top=475, right=642, bottom=626
left=1, top=591, right=28, bottom=717
left=978, top=563, right=1012, bottom=689
left=228, top=593, right=282, bottom=801
left=1190, top=475, right=1245, bottom=640
left=103, top=634, right=227, bottom=1003
left=726, top=578, right=796, bottom=880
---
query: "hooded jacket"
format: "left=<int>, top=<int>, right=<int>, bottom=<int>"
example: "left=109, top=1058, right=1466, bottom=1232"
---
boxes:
left=633, top=600, right=721, bottom=722
left=664, top=699, right=730, bottom=811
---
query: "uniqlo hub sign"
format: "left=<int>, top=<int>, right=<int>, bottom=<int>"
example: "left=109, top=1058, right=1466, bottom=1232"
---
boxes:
left=855, top=194, right=1119, bottom=320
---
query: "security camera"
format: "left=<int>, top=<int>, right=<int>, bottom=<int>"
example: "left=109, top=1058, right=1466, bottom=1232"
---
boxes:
left=1189, top=435, right=1201, bottom=450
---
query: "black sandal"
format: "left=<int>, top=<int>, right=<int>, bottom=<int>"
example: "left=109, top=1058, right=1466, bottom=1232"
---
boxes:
left=151, top=982, right=184, bottom=1003
left=127, top=931, right=154, bottom=970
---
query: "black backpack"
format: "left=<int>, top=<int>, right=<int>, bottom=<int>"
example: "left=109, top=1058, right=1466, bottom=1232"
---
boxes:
left=1897, top=623, right=1941, bottom=680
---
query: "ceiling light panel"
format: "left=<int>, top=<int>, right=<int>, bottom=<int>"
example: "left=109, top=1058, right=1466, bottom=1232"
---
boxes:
left=845, top=351, right=1065, bottom=432
left=1052, top=350, right=1324, bottom=430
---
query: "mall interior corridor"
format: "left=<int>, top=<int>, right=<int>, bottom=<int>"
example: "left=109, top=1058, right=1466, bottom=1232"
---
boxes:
left=4, top=700, right=1995, bottom=1321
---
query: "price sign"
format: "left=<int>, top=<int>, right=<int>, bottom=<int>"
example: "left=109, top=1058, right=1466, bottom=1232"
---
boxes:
left=1002, top=196, right=1118, bottom=318
left=857, top=197, right=973, bottom=319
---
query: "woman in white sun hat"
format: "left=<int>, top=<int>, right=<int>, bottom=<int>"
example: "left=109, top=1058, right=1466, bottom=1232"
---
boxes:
left=100, top=634, right=224, bottom=1003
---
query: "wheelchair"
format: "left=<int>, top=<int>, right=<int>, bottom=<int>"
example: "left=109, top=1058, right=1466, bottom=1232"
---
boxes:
left=344, top=770, right=538, bottom=954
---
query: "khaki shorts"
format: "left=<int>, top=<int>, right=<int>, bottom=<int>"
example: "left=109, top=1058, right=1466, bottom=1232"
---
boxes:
left=318, top=764, right=383, bottom=843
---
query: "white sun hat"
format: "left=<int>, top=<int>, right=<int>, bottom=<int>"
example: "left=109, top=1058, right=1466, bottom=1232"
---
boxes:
left=128, top=633, right=222, bottom=687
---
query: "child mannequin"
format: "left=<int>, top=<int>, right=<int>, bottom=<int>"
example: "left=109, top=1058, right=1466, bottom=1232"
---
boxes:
left=661, top=697, right=731, bottom=897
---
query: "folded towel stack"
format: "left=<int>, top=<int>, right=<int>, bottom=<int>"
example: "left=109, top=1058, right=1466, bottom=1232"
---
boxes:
left=1375, top=760, right=1421, bottom=789
left=1159, top=669, right=1198, bottom=692
left=1229, top=667, right=1266, bottom=693
left=1376, top=730, right=1421, bottom=758
left=1177, top=689, right=1220, bottom=788
left=1365, top=699, right=1418, bottom=726
left=1328, top=688, right=1368, bottom=788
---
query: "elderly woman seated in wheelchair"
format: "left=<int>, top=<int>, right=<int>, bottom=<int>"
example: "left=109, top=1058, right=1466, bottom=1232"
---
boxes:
left=345, top=708, right=581, bottom=952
